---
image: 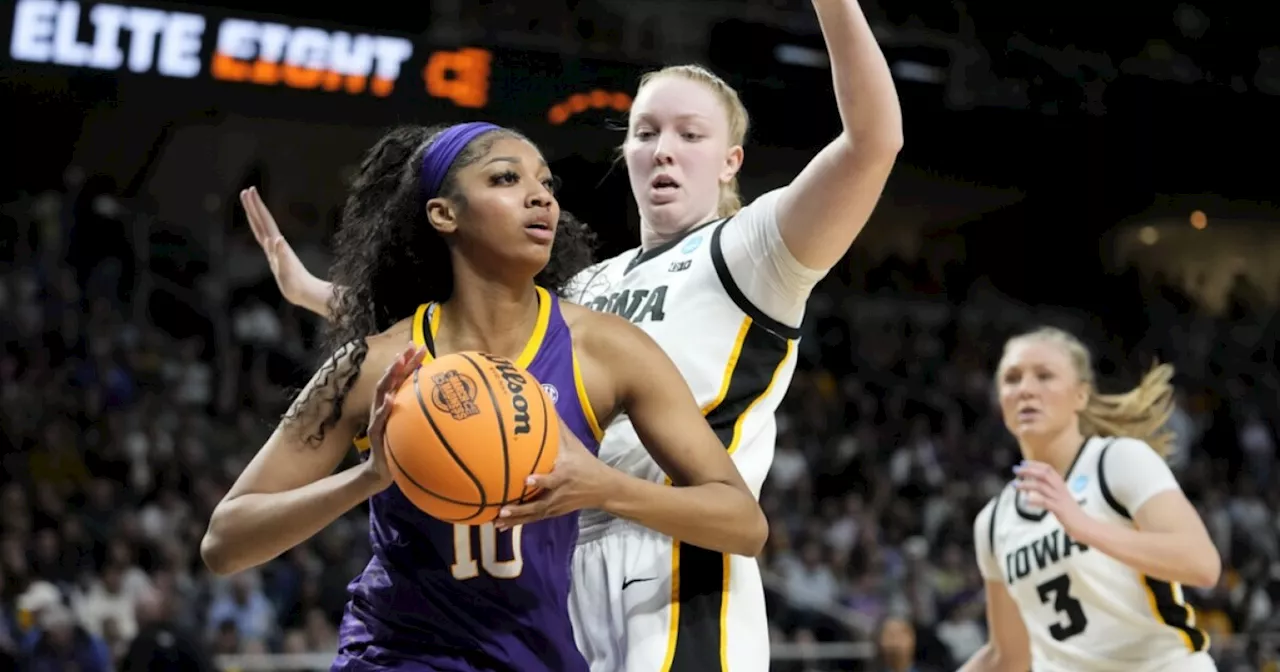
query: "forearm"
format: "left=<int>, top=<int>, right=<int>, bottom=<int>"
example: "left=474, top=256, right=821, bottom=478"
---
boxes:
left=600, top=473, right=767, bottom=557
left=201, top=464, right=379, bottom=575
left=812, top=0, right=903, bottom=147
left=303, top=279, right=337, bottom=319
left=958, top=644, right=1025, bottom=672
left=957, top=644, right=996, bottom=672
left=1073, top=517, right=1221, bottom=587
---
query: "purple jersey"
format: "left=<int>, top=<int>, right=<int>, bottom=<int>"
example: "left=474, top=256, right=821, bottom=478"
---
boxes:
left=334, top=288, right=602, bottom=672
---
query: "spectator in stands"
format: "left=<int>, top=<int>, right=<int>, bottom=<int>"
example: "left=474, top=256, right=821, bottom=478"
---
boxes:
left=120, top=589, right=215, bottom=672
left=205, top=572, right=275, bottom=652
left=20, top=602, right=110, bottom=672
left=874, top=615, right=931, bottom=672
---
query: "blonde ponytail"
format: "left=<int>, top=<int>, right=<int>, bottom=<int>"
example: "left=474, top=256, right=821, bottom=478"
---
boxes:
left=1006, top=327, right=1178, bottom=458
left=1079, top=362, right=1177, bottom=457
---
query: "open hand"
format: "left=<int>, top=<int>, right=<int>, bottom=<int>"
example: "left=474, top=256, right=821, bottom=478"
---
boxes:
left=363, top=345, right=428, bottom=490
left=495, top=420, right=612, bottom=530
left=240, top=186, right=333, bottom=317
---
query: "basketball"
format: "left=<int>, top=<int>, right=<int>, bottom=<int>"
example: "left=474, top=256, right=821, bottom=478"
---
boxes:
left=383, top=351, right=560, bottom=524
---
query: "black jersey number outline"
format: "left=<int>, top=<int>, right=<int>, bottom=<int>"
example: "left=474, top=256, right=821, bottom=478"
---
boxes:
left=1036, top=574, right=1088, bottom=641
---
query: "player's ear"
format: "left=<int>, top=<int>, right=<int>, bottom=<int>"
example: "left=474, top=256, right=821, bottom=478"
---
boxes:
left=720, top=145, right=744, bottom=184
left=426, top=198, right=459, bottom=234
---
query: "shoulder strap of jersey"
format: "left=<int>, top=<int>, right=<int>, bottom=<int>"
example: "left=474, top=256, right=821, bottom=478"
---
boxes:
left=708, top=219, right=801, bottom=340
left=988, top=486, right=1005, bottom=553
left=1095, top=438, right=1129, bottom=519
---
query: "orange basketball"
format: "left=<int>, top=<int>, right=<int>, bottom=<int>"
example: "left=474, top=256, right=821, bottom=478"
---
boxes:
left=383, top=351, right=560, bottom=524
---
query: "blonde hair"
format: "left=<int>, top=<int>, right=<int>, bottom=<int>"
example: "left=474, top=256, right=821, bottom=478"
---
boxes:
left=1005, top=326, right=1177, bottom=458
left=634, top=64, right=750, bottom=217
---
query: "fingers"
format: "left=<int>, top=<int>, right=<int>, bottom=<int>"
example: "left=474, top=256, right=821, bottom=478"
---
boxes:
left=240, top=188, right=268, bottom=245
left=1014, top=474, right=1063, bottom=511
left=376, top=345, right=426, bottom=398
left=241, top=187, right=281, bottom=242
left=368, top=389, right=397, bottom=437
left=524, top=469, right=565, bottom=493
left=239, top=189, right=263, bottom=244
left=496, top=500, right=550, bottom=529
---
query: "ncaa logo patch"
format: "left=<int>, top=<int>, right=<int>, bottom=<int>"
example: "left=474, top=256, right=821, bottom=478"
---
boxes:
left=1069, top=474, right=1089, bottom=493
left=681, top=236, right=703, bottom=254
left=542, top=383, right=560, bottom=404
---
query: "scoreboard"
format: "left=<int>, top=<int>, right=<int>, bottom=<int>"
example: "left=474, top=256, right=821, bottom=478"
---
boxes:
left=4, top=0, right=645, bottom=128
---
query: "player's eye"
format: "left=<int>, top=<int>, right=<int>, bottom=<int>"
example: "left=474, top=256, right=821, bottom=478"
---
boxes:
left=490, top=171, right=519, bottom=185
left=542, top=175, right=562, bottom=193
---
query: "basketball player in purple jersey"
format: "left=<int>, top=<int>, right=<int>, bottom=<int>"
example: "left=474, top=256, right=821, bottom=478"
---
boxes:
left=200, top=123, right=766, bottom=672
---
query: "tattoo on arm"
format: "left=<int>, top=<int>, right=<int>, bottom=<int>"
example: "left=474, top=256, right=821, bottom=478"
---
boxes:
left=281, top=340, right=369, bottom=447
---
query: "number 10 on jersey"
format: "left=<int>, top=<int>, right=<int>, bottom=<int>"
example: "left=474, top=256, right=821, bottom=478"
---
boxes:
left=451, top=523, right=524, bottom=579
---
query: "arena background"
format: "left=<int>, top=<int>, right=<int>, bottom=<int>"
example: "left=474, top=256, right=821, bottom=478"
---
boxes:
left=3, top=0, right=1279, bottom=670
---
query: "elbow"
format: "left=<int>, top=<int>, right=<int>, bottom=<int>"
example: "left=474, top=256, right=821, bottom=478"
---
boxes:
left=1188, top=546, right=1223, bottom=589
left=200, top=529, right=235, bottom=576
left=843, top=114, right=904, bottom=155
left=987, top=643, right=1030, bottom=672
left=836, top=129, right=903, bottom=171
left=737, top=508, right=769, bottom=558
left=870, top=127, right=904, bottom=156
left=200, top=508, right=246, bottom=577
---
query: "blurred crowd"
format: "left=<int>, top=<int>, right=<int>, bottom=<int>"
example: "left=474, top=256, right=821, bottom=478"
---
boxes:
left=1, top=173, right=1278, bottom=672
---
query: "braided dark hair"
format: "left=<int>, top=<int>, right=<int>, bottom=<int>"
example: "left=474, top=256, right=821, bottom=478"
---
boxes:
left=282, top=124, right=597, bottom=445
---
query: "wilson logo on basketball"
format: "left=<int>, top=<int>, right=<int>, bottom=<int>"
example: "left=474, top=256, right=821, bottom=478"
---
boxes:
left=480, top=354, right=533, bottom=436
left=429, top=370, right=481, bottom=421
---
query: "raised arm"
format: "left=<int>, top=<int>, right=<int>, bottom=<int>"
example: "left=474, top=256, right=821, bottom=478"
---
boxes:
left=200, top=338, right=422, bottom=575
left=773, top=0, right=903, bottom=270
left=241, top=187, right=337, bottom=319
left=501, top=311, right=767, bottom=557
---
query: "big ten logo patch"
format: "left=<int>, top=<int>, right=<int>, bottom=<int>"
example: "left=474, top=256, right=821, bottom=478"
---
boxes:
left=430, top=370, right=480, bottom=421
left=210, top=19, right=413, bottom=96
left=423, top=48, right=491, bottom=109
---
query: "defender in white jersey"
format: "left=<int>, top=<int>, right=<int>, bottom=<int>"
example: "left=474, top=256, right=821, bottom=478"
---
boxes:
left=961, top=327, right=1221, bottom=672
left=563, top=1, right=902, bottom=664
left=566, top=188, right=816, bottom=672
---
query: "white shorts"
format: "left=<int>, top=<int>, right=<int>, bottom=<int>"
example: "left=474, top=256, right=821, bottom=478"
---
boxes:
left=569, top=519, right=770, bottom=672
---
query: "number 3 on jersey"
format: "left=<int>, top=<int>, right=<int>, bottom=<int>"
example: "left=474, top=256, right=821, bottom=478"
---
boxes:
left=1036, top=574, right=1088, bottom=641
left=450, top=523, right=524, bottom=579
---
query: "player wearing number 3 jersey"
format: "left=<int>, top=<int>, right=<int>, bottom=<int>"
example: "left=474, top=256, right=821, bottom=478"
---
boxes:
left=960, top=327, right=1220, bottom=672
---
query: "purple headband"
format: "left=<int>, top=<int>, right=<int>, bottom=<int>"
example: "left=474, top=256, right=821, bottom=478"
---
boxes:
left=420, top=122, right=502, bottom=200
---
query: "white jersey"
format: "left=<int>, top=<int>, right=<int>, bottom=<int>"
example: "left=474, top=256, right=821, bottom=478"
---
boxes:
left=564, top=190, right=827, bottom=671
left=975, top=436, right=1215, bottom=672
left=566, top=189, right=824, bottom=529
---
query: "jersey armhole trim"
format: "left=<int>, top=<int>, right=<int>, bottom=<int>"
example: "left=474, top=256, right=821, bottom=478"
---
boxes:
left=571, top=350, right=604, bottom=441
left=988, top=488, right=1003, bottom=556
left=709, top=220, right=802, bottom=340
left=1097, top=438, right=1131, bottom=519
